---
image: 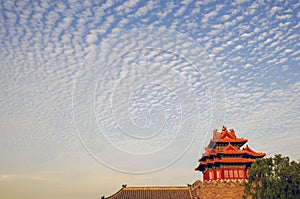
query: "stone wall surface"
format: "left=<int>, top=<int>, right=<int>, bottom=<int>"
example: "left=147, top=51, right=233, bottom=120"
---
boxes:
left=191, top=180, right=251, bottom=199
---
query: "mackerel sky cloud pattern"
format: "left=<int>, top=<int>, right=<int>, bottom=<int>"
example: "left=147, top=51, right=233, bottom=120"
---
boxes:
left=0, top=0, right=299, bottom=198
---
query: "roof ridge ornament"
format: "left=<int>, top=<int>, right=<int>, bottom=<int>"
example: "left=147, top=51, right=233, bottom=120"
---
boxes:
left=222, top=125, right=227, bottom=132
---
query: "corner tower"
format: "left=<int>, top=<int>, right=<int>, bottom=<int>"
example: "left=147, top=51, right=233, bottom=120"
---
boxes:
left=195, top=126, right=265, bottom=181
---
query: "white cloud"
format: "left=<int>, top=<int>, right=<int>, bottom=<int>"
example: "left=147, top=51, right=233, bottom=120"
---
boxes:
left=234, top=44, right=243, bottom=50
left=86, top=33, right=98, bottom=43
left=235, top=0, right=250, bottom=4
left=244, top=63, right=253, bottom=69
left=269, top=6, right=282, bottom=17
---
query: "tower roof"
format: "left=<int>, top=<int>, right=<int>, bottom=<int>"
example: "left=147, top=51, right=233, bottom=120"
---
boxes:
left=199, top=144, right=265, bottom=161
left=208, top=126, right=247, bottom=147
left=195, top=126, right=266, bottom=172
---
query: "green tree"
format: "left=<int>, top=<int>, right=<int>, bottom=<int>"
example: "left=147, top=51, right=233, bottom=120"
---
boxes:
left=244, top=154, right=300, bottom=199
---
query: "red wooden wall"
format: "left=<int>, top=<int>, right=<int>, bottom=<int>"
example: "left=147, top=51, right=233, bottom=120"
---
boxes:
left=203, top=168, right=247, bottom=180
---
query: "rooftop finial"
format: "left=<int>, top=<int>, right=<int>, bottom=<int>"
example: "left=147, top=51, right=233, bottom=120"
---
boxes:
left=222, top=125, right=227, bottom=132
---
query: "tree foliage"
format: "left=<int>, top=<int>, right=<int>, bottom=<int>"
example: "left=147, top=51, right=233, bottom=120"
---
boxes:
left=244, top=154, right=300, bottom=199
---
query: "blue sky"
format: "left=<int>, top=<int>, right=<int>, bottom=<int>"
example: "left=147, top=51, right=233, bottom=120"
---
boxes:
left=0, top=0, right=299, bottom=198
